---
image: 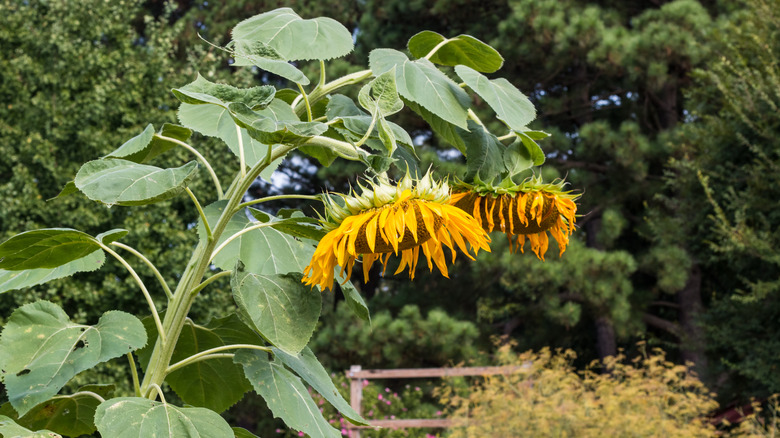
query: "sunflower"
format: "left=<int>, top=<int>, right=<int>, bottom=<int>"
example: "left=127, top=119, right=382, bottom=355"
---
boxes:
left=303, top=172, right=491, bottom=291
left=449, top=177, right=578, bottom=260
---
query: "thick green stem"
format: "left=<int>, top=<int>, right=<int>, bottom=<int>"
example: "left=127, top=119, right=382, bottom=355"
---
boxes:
left=138, top=143, right=298, bottom=400
left=237, top=194, right=321, bottom=210
left=166, top=344, right=272, bottom=374
left=294, top=69, right=373, bottom=118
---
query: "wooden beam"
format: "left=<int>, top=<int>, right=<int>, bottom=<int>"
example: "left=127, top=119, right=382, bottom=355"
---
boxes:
left=348, top=419, right=454, bottom=429
left=346, top=365, right=520, bottom=379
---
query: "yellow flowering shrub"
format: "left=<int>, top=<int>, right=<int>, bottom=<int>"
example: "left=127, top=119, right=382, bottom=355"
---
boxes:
left=729, top=395, right=780, bottom=437
left=439, top=344, right=719, bottom=438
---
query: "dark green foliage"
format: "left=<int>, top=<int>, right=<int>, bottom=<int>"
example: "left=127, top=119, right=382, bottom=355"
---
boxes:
left=660, top=0, right=780, bottom=397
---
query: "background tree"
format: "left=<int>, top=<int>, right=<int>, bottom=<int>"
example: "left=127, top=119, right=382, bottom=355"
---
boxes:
left=654, top=0, right=780, bottom=398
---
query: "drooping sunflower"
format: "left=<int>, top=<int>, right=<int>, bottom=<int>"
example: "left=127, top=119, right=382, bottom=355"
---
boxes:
left=449, top=176, right=578, bottom=260
left=303, top=172, right=491, bottom=291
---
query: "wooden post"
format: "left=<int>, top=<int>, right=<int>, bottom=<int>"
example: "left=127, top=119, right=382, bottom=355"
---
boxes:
left=347, top=365, right=363, bottom=438
left=344, top=365, right=521, bottom=434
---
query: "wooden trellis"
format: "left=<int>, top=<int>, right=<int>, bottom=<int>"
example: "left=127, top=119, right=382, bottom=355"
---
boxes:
left=345, top=365, right=519, bottom=437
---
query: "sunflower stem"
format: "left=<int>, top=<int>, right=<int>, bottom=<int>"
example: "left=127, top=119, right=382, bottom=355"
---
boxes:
left=165, top=344, right=272, bottom=375
left=237, top=194, right=321, bottom=210
left=156, top=134, right=223, bottom=198
left=138, top=143, right=298, bottom=402
left=295, top=69, right=373, bottom=118
left=110, top=241, right=173, bottom=300
left=297, top=83, right=313, bottom=122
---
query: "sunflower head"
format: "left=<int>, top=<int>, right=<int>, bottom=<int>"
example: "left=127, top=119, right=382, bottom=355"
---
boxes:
left=303, top=171, right=491, bottom=291
left=449, top=176, right=579, bottom=260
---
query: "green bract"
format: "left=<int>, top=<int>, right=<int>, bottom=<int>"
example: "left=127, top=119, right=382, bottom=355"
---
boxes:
left=0, top=7, right=554, bottom=437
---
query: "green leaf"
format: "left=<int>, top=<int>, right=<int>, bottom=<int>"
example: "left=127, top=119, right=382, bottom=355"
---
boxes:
left=370, top=49, right=471, bottom=129
left=408, top=31, right=504, bottom=73
left=516, top=131, right=549, bottom=166
left=405, top=99, right=467, bottom=154
left=0, top=250, right=105, bottom=294
left=230, top=40, right=310, bottom=85
left=358, top=68, right=403, bottom=117
left=234, top=351, right=340, bottom=438
left=95, top=229, right=128, bottom=245
left=48, top=181, right=78, bottom=201
left=247, top=209, right=326, bottom=242
left=172, top=74, right=276, bottom=109
left=232, top=427, right=261, bottom=438
left=326, top=94, right=366, bottom=118
left=455, top=65, right=536, bottom=130
left=0, top=229, right=100, bottom=271
left=162, top=315, right=262, bottom=413
left=462, top=120, right=505, bottom=182
left=273, top=346, right=368, bottom=425
left=504, top=139, right=535, bottom=175
left=199, top=201, right=316, bottom=275
left=231, top=266, right=321, bottom=355
left=74, top=159, right=198, bottom=206
left=177, top=104, right=279, bottom=181
left=228, top=102, right=327, bottom=146
left=106, top=123, right=194, bottom=164
left=0, top=385, right=114, bottom=437
left=0, top=301, right=146, bottom=416
left=94, top=397, right=234, bottom=438
left=0, top=415, right=60, bottom=438
left=299, top=130, right=341, bottom=167
left=339, top=273, right=370, bottom=324
left=231, top=8, right=353, bottom=62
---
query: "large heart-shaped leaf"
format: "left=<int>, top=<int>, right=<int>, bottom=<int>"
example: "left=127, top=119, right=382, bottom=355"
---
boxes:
left=231, top=8, right=353, bottom=62
left=273, top=347, right=368, bottom=425
left=0, top=229, right=100, bottom=271
left=228, top=102, right=327, bottom=146
left=455, top=65, right=536, bottom=131
left=405, top=99, right=466, bottom=154
left=370, top=49, right=471, bottom=129
left=137, top=314, right=262, bottom=413
left=94, top=397, right=234, bottom=438
left=0, top=415, right=60, bottom=438
left=198, top=201, right=315, bottom=276
left=172, top=74, right=275, bottom=109
left=408, top=31, right=504, bottom=73
left=230, top=40, right=310, bottom=85
left=0, top=385, right=115, bottom=437
left=462, top=120, right=505, bottom=182
left=231, top=266, right=320, bottom=355
left=106, top=123, right=193, bottom=164
left=234, top=351, right=340, bottom=438
left=0, top=250, right=105, bottom=294
left=0, top=301, right=146, bottom=416
left=74, top=159, right=198, bottom=206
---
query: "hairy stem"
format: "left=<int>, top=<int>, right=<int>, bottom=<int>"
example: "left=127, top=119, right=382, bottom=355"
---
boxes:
left=127, top=353, right=142, bottom=397
left=186, top=187, right=212, bottom=242
left=139, top=143, right=298, bottom=400
left=166, top=344, right=272, bottom=374
left=237, top=194, right=321, bottom=210
left=111, top=242, right=173, bottom=300
left=295, top=69, right=373, bottom=118
left=100, top=244, right=166, bottom=345
left=156, top=134, right=223, bottom=197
